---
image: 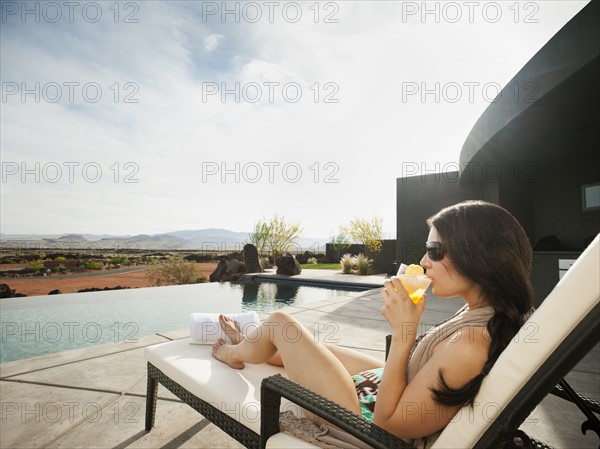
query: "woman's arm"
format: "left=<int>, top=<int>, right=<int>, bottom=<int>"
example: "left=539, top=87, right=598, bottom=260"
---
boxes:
left=380, top=329, right=489, bottom=438
left=373, top=276, right=424, bottom=432
left=374, top=278, right=489, bottom=439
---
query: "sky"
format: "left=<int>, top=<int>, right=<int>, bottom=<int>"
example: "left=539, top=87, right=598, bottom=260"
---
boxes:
left=0, top=0, right=589, bottom=239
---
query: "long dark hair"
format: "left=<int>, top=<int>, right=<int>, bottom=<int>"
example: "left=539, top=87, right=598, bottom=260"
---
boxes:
left=427, top=200, right=534, bottom=407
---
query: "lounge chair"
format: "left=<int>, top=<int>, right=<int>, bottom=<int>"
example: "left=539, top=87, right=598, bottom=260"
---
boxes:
left=145, top=235, right=599, bottom=448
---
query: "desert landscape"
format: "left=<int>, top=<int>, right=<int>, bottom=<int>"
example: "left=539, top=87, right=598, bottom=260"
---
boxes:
left=0, top=260, right=218, bottom=297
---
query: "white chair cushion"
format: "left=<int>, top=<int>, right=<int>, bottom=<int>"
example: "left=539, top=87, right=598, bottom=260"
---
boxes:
left=145, top=338, right=303, bottom=434
left=433, top=235, right=599, bottom=448
left=266, top=432, right=321, bottom=448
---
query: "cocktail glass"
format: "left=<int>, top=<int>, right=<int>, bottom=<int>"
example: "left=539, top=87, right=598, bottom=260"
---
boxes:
left=397, top=274, right=432, bottom=304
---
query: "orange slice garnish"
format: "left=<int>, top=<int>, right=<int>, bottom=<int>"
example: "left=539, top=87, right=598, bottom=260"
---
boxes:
left=404, top=264, right=424, bottom=276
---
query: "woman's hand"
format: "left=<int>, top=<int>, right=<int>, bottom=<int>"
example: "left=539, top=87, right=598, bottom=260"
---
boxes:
left=380, top=277, right=427, bottom=339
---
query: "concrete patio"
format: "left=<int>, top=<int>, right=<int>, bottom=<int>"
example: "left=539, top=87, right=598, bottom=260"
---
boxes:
left=1, top=271, right=598, bottom=448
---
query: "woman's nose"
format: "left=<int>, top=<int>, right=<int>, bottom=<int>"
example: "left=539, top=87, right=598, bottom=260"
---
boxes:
left=420, top=253, right=430, bottom=268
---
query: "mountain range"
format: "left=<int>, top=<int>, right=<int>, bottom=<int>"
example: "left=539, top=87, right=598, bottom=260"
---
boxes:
left=0, top=229, right=330, bottom=252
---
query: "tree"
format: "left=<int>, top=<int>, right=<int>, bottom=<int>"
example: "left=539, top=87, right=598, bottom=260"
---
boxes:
left=248, top=215, right=303, bottom=257
left=329, top=226, right=351, bottom=262
left=266, top=215, right=303, bottom=257
left=248, top=220, right=270, bottom=256
left=345, top=216, right=384, bottom=257
left=147, top=256, right=207, bottom=286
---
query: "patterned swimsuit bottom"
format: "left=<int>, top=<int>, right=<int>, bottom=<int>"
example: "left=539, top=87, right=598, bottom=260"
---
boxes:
left=351, top=367, right=384, bottom=422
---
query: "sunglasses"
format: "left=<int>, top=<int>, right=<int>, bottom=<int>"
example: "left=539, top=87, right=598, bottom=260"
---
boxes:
left=426, top=241, right=446, bottom=261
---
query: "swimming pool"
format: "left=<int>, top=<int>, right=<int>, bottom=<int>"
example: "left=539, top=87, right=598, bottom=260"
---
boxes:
left=0, top=280, right=367, bottom=363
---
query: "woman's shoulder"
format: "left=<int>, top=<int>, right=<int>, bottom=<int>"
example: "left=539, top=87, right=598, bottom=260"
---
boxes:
left=432, top=326, right=490, bottom=383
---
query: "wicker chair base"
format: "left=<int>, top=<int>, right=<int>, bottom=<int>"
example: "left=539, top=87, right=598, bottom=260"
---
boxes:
left=145, top=362, right=260, bottom=449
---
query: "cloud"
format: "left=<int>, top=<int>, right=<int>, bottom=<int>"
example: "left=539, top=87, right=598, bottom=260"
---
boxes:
left=0, top=1, right=590, bottom=236
left=203, top=33, right=225, bottom=52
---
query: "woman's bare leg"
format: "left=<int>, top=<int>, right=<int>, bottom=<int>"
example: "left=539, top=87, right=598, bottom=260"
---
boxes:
left=324, top=344, right=384, bottom=375
left=219, top=315, right=283, bottom=366
left=213, top=311, right=361, bottom=416
left=217, top=316, right=383, bottom=371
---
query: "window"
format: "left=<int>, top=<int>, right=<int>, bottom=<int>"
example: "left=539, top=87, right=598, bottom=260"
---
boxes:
left=582, top=183, right=600, bottom=211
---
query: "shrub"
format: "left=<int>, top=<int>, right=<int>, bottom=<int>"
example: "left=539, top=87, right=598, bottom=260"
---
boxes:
left=259, top=256, right=272, bottom=269
left=52, top=264, right=67, bottom=273
left=354, top=253, right=373, bottom=275
left=84, top=261, right=103, bottom=270
left=307, top=257, right=318, bottom=265
left=340, top=253, right=354, bottom=274
left=147, top=256, right=207, bottom=286
left=109, top=256, right=131, bottom=267
left=29, top=260, right=45, bottom=271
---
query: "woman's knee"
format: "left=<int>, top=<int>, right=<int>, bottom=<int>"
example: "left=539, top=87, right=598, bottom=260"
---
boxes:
left=265, top=311, right=307, bottom=344
left=266, top=311, right=300, bottom=333
left=268, top=310, right=294, bottom=324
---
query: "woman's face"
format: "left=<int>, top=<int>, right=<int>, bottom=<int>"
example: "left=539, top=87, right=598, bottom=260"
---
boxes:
left=420, top=226, right=478, bottom=300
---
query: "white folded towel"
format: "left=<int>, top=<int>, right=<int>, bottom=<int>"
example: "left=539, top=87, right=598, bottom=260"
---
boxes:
left=189, top=311, right=260, bottom=345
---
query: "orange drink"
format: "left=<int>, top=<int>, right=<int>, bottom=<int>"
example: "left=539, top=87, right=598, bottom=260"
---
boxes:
left=397, top=264, right=431, bottom=304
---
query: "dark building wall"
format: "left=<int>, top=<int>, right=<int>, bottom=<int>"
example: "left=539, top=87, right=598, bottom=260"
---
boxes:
left=497, top=168, right=535, bottom=243
left=531, top=155, right=599, bottom=250
left=372, top=239, right=397, bottom=272
left=325, top=240, right=396, bottom=272
left=396, top=172, right=481, bottom=265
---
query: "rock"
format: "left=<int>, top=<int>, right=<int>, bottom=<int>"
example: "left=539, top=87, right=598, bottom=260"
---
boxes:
left=0, top=283, right=26, bottom=298
left=275, top=254, right=302, bottom=276
left=228, top=252, right=244, bottom=262
left=228, top=272, right=245, bottom=282
left=297, top=251, right=326, bottom=264
left=209, top=259, right=228, bottom=282
left=48, top=289, right=62, bottom=295
left=76, top=286, right=131, bottom=293
left=222, top=259, right=246, bottom=281
left=242, top=244, right=263, bottom=273
left=209, top=257, right=246, bottom=282
left=296, top=251, right=313, bottom=264
left=0, top=283, right=15, bottom=298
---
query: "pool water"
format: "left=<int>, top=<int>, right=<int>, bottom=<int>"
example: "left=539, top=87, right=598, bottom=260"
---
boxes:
left=0, top=281, right=364, bottom=363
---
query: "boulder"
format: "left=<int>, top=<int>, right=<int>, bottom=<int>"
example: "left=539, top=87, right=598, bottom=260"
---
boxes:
left=297, top=251, right=326, bottom=264
left=209, top=257, right=247, bottom=282
left=209, top=259, right=228, bottom=282
left=275, top=254, right=302, bottom=276
left=225, top=259, right=246, bottom=276
left=242, top=244, right=263, bottom=273
left=77, top=286, right=131, bottom=293
left=228, top=252, right=244, bottom=262
left=228, top=272, right=246, bottom=282
left=296, top=251, right=313, bottom=264
left=0, top=283, right=15, bottom=298
left=0, top=283, right=26, bottom=298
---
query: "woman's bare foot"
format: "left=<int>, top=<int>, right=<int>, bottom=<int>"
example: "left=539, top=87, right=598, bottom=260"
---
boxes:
left=212, top=338, right=245, bottom=369
left=219, top=314, right=244, bottom=345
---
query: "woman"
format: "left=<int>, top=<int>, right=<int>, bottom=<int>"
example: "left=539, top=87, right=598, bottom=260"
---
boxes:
left=212, top=200, right=534, bottom=446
